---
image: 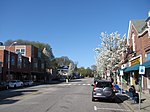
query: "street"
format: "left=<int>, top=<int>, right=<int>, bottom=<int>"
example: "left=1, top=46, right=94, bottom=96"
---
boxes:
left=0, top=78, right=131, bottom=112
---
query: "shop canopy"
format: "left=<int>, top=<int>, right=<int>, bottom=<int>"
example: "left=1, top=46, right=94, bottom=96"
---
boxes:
left=124, top=64, right=140, bottom=72
left=124, top=61, right=150, bottom=73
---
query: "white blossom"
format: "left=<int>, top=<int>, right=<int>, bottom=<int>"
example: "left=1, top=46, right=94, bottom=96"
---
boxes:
left=95, top=32, right=127, bottom=76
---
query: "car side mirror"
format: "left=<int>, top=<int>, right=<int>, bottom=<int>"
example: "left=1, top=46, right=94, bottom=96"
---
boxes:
left=91, top=84, right=94, bottom=86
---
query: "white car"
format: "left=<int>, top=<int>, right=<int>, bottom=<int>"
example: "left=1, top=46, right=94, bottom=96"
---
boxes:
left=9, top=80, right=23, bottom=88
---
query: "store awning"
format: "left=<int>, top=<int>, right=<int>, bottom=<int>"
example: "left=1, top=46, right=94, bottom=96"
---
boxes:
left=124, top=64, right=140, bottom=72
left=142, top=61, right=150, bottom=68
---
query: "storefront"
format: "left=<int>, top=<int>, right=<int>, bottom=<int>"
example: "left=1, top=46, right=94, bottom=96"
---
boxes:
left=124, top=57, right=141, bottom=86
left=142, top=61, right=150, bottom=89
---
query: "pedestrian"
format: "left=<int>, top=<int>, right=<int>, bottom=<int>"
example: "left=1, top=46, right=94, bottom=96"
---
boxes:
left=111, top=77, right=114, bottom=83
left=129, top=85, right=139, bottom=103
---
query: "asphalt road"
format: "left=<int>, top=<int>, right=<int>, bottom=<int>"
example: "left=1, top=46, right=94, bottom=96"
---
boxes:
left=0, top=78, right=131, bottom=112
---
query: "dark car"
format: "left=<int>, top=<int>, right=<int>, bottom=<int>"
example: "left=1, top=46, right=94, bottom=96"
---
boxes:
left=91, top=80, right=115, bottom=101
left=0, top=81, right=9, bottom=90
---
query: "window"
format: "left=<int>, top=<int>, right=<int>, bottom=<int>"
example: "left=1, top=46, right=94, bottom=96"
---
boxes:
left=38, top=49, right=42, bottom=58
left=146, top=52, right=150, bottom=61
left=16, top=48, right=25, bottom=56
left=41, top=63, right=44, bottom=69
left=34, top=62, right=38, bottom=68
left=147, top=69, right=150, bottom=89
left=11, top=55, right=15, bottom=65
left=17, top=55, right=22, bottom=68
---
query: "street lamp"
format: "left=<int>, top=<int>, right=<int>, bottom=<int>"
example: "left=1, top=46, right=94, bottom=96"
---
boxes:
left=8, top=41, right=17, bottom=80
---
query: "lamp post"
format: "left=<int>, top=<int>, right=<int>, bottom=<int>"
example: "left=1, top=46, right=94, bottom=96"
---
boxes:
left=8, top=41, right=17, bottom=81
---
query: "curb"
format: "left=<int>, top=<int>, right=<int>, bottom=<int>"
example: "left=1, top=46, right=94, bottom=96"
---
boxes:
left=122, top=99, right=135, bottom=112
left=116, top=94, right=135, bottom=112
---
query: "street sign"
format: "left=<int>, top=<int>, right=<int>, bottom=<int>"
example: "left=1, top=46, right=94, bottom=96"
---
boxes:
left=120, top=70, right=124, bottom=76
left=139, top=66, right=145, bottom=74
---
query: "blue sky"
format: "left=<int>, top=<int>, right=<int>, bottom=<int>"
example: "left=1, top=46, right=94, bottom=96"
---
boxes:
left=0, top=0, right=150, bottom=68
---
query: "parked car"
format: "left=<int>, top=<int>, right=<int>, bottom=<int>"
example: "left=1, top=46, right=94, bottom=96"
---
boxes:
left=23, top=80, right=33, bottom=86
left=59, top=77, right=66, bottom=82
left=91, top=80, right=115, bottom=101
left=8, top=80, right=23, bottom=88
left=0, top=81, right=9, bottom=90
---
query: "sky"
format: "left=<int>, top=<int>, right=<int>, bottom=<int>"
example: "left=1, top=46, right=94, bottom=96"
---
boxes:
left=0, top=0, right=150, bottom=68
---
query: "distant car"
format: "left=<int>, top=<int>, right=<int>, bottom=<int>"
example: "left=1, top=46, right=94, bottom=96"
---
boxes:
left=23, top=80, right=33, bottom=86
left=0, top=81, right=9, bottom=90
left=9, top=80, right=23, bottom=88
left=91, top=80, right=115, bottom=101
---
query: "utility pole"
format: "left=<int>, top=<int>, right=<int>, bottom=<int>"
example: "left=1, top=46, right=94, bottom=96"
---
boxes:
left=7, top=41, right=17, bottom=80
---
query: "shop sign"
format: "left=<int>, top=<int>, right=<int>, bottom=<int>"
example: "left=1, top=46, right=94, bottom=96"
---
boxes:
left=131, top=57, right=140, bottom=66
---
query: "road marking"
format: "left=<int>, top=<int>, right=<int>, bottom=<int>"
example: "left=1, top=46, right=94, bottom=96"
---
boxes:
left=94, top=106, right=97, bottom=111
left=94, top=106, right=130, bottom=111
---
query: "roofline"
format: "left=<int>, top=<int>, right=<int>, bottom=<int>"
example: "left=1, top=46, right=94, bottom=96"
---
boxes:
left=138, top=28, right=148, bottom=37
left=127, top=20, right=139, bottom=40
left=128, top=20, right=148, bottom=37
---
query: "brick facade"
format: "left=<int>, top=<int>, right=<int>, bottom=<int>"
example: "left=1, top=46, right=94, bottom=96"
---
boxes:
left=125, top=16, right=150, bottom=90
left=0, top=44, right=46, bottom=82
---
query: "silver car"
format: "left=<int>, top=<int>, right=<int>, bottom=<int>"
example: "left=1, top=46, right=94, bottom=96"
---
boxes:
left=91, top=80, right=115, bottom=101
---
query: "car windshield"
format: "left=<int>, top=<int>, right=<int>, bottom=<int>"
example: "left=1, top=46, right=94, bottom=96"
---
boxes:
left=96, top=82, right=112, bottom=88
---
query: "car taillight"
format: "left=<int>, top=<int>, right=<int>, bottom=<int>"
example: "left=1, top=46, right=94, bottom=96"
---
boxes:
left=112, top=85, right=117, bottom=92
left=93, top=84, right=96, bottom=92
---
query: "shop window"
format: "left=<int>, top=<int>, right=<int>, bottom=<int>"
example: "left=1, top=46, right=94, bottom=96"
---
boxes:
left=146, top=52, right=150, bottom=61
left=147, top=69, right=150, bottom=89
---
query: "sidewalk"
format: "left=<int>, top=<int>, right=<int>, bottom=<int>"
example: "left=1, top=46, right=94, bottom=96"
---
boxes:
left=118, top=84, right=150, bottom=112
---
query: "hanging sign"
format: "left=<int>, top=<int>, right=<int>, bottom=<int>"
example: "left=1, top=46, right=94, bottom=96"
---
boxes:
left=139, top=66, right=145, bottom=74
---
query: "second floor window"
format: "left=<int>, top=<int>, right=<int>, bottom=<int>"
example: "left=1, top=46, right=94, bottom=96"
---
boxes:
left=34, top=62, right=38, bottom=68
left=11, top=56, right=15, bottom=65
left=16, top=49, right=25, bottom=56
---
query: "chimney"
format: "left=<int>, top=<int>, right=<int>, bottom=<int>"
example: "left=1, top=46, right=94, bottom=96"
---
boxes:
left=148, top=11, right=150, bottom=17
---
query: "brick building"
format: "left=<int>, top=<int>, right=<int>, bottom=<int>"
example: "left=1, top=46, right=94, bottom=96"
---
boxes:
left=0, top=44, right=47, bottom=82
left=122, top=12, right=150, bottom=90
left=0, top=49, right=30, bottom=81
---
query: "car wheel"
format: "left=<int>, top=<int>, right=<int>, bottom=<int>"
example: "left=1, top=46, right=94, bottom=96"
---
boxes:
left=103, top=87, right=113, bottom=97
left=92, top=97, right=95, bottom=102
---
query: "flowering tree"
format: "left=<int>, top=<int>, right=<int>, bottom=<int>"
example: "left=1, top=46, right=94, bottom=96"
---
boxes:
left=95, top=32, right=127, bottom=77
